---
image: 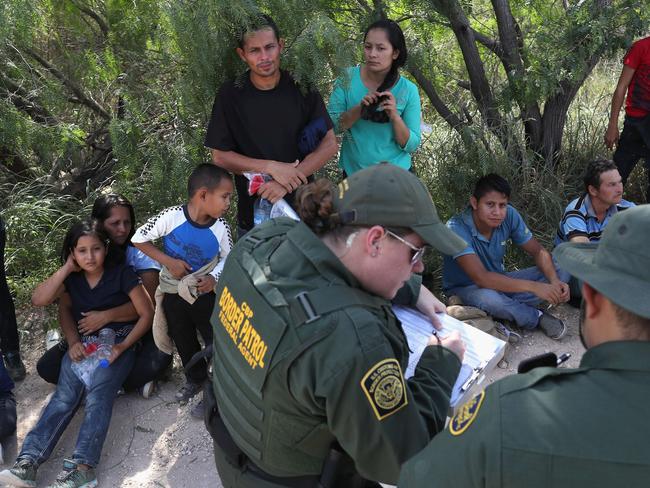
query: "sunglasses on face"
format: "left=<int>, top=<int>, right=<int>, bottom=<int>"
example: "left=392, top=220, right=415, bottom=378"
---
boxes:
left=385, top=230, right=427, bottom=265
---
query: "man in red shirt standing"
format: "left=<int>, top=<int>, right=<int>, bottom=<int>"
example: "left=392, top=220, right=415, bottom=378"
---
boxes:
left=605, top=36, right=650, bottom=203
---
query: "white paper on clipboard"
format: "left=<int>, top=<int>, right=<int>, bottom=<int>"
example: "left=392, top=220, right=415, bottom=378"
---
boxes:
left=393, top=306, right=506, bottom=406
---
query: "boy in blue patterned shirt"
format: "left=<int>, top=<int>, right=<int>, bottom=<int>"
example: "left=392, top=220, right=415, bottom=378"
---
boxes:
left=133, top=164, right=233, bottom=404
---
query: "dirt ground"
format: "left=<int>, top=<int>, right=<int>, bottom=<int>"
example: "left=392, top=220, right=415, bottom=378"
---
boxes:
left=3, top=303, right=582, bottom=487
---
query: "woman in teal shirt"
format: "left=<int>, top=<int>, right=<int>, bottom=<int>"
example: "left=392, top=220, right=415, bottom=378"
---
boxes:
left=328, top=19, right=422, bottom=175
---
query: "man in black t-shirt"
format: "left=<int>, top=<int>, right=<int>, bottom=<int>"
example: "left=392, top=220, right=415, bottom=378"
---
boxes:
left=204, top=15, right=337, bottom=234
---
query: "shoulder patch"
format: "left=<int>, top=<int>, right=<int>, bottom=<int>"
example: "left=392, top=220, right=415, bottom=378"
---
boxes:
left=361, top=358, right=408, bottom=421
left=449, top=390, right=485, bottom=436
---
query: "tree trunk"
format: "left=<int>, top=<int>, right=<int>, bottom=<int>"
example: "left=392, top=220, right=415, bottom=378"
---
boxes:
left=429, top=0, right=524, bottom=162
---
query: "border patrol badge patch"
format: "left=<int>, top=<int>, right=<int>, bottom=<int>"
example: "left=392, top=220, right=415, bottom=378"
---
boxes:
left=361, top=358, right=408, bottom=420
left=449, top=390, right=485, bottom=436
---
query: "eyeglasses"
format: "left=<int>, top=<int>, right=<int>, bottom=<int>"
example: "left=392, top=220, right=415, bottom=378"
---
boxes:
left=385, top=230, right=427, bottom=265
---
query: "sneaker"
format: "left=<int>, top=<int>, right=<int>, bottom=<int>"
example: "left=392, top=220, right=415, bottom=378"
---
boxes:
left=0, top=458, right=38, bottom=487
left=494, top=322, right=522, bottom=343
left=539, top=311, right=567, bottom=340
left=175, top=381, right=202, bottom=404
left=190, top=398, right=204, bottom=420
left=140, top=380, right=156, bottom=399
left=3, top=351, right=26, bottom=382
left=45, top=459, right=97, bottom=488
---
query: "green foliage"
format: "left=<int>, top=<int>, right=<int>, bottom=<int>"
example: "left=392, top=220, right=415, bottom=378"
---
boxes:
left=2, top=0, right=649, bottom=303
left=1, top=179, right=87, bottom=302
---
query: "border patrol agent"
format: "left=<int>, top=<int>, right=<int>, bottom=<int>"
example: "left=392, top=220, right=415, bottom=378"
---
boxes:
left=205, top=163, right=467, bottom=487
left=398, top=204, right=650, bottom=488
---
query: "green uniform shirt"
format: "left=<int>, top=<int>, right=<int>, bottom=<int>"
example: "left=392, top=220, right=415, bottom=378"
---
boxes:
left=212, top=219, right=462, bottom=486
left=399, top=340, right=650, bottom=488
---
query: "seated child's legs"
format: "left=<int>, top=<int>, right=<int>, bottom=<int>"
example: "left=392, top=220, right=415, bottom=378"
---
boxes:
left=73, top=346, right=135, bottom=467
left=0, top=391, right=16, bottom=439
left=451, top=285, right=540, bottom=329
left=18, top=355, right=85, bottom=465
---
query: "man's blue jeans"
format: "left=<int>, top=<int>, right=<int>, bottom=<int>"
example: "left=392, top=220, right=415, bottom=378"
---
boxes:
left=447, top=266, right=571, bottom=329
left=18, top=347, right=135, bottom=467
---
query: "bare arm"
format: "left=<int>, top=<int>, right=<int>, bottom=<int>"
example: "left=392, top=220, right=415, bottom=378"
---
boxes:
left=211, top=149, right=307, bottom=191
left=415, top=285, right=466, bottom=360
left=296, top=129, right=337, bottom=177
left=58, top=292, right=85, bottom=361
left=77, top=302, right=138, bottom=336
left=415, top=285, right=446, bottom=329
left=338, top=104, right=363, bottom=131
left=605, top=65, right=636, bottom=149
left=332, top=85, right=380, bottom=132
left=568, top=235, right=590, bottom=244
left=132, top=241, right=191, bottom=279
left=521, top=239, right=569, bottom=304
left=32, top=256, right=77, bottom=306
left=252, top=129, right=338, bottom=203
left=138, top=269, right=159, bottom=303
left=110, top=284, right=154, bottom=362
left=380, top=92, right=410, bottom=147
left=391, top=115, right=410, bottom=148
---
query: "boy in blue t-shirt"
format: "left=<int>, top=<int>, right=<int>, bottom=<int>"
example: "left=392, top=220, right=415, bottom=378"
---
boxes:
left=443, top=174, right=570, bottom=339
left=133, top=164, right=234, bottom=405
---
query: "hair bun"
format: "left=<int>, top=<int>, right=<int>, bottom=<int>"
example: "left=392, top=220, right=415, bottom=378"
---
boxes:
left=296, top=179, right=337, bottom=235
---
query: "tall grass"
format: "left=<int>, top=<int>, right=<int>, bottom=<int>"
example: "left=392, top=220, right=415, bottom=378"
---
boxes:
left=1, top=178, right=89, bottom=303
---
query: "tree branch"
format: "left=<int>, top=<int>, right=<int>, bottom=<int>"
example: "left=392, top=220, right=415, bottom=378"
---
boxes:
left=0, top=73, right=56, bottom=125
left=471, top=28, right=503, bottom=57
left=69, top=0, right=109, bottom=38
left=490, top=0, right=543, bottom=150
left=24, top=47, right=111, bottom=120
left=354, top=0, right=373, bottom=15
left=407, top=65, right=465, bottom=131
left=427, top=0, right=507, bottom=140
left=373, top=0, right=387, bottom=18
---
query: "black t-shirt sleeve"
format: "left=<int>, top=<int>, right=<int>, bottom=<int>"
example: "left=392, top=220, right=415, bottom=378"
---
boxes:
left=119, top=265, right=142, bottom=296
left=296, top=87, right=335, bottom=158
left=204, top=84, right=236, bottom=151
left=307, top=88, right=333, bottom=130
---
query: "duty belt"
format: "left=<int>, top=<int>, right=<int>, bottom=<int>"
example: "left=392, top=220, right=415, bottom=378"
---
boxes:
left=204, top=381, right=321, bottom=488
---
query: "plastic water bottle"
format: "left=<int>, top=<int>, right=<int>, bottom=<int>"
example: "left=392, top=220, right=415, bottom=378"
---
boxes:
left=253, top=197, right=273, bottom=226
left=96, top=328, right=116, bottom=368
left=71, top=342, right=99, bottom=388
left=45, top=329, right=61, bottom=350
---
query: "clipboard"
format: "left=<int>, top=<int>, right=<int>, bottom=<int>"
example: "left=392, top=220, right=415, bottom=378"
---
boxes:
left=393, top=306, right=506, bottom=411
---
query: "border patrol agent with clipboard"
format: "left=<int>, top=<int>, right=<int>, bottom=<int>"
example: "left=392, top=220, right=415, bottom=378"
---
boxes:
left=399, top=204, right=650, bottom=488
left=205, top=164, right=467, bottom=487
